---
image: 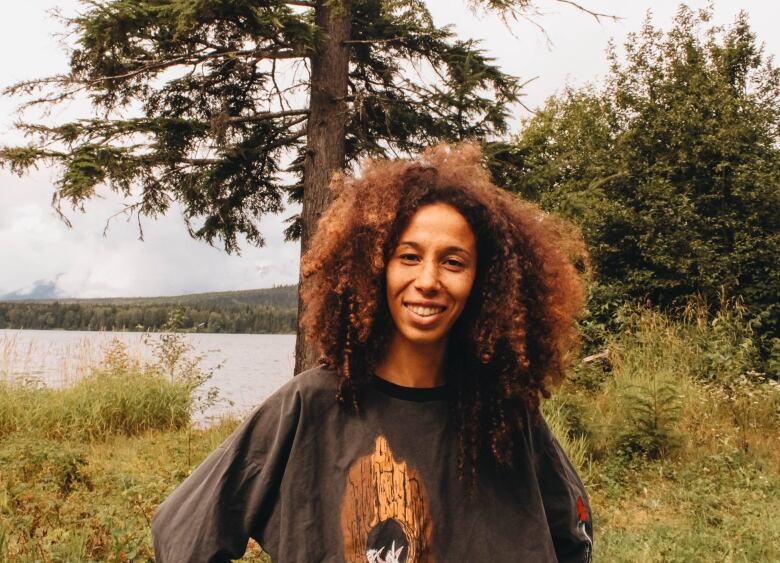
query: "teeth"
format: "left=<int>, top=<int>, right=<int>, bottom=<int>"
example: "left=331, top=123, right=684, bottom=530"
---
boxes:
left=406, top=304, right=444, bottom=317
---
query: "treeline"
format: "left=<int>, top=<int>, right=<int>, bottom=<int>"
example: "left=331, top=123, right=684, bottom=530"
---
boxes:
left=0, top=286, right=297, bottom=334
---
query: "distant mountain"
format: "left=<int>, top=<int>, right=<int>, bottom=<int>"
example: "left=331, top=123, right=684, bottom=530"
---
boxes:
left=1, top=279, right=61, bottom=301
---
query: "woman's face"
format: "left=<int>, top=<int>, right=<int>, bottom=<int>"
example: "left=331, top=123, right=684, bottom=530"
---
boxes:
left=385, top=203, right=478, bottom=349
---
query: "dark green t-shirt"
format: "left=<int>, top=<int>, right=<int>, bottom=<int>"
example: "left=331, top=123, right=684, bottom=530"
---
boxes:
left=152, top=365, right=593, bottom=562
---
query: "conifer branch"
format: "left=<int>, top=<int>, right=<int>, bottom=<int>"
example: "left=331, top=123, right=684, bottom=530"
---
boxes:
left=219, top=109, right=309, bottom=125
left=270, top=58, right=292, bottom=115
left=343, top=37, right=405, bottom=45
left=181, top=126, right=307, bottom=167
left=93, top=47, right=309, bottom=84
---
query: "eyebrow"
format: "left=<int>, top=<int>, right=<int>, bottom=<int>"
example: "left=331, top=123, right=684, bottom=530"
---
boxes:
left=397, top=241, right=472, bottom=256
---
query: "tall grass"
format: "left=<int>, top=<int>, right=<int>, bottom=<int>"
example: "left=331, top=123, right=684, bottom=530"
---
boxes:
left=551, top=296, right=779, bottom=461
left=0, top=333, right=255, bottom=563
left=546, top=296, right=780, bottom=561
left=1, top=330, right=117, bottom=384
left=0, top=336, right=211, bottom=441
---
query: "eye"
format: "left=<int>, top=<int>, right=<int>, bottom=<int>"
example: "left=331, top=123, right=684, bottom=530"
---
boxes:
left=444, top=258, right=465, bottom=269
left=399, top=253, right=420, bottom=263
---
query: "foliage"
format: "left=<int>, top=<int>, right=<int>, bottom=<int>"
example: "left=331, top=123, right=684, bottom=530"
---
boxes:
left=499, top=5, right=780, bottom=371
left=0, top=0, right=529, bottom=251
left=0, top=285, right=298, bottom=333
left=541, top=399, right=591, bottom=482
left=1, top=301, right=779, bottom=561
left=616, top=377, right=682, bottom=460
left=546, top=297, right=780, bottom=560
left=0, top=333, right=217, bottom=441
left=0, top=423, right=272, bottom=562
left=554, top=296, right=778, bottom=459
left=0, top=333, right=247, bottom=561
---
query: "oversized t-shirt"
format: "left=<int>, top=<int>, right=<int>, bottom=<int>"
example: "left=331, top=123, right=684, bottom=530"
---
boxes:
left=152, top=365, right=593, bottom=562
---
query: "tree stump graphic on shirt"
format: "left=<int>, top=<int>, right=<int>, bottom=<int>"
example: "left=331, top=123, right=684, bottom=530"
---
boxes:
left=340, top=435, right=434, bottom=562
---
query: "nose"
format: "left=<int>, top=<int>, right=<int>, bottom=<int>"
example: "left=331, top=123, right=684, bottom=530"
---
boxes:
left=414, top=260, right=440, bottom=293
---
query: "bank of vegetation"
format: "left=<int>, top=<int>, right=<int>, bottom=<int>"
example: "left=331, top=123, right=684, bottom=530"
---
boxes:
left=1, top=299, right=778, bottom=561
left=489, top=6, right=780, bottom=380
left=0, top=286, right=297, bottom=334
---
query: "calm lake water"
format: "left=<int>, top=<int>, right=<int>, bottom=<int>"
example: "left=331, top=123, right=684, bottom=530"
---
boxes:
left=0, top=329, right=296, bottom=423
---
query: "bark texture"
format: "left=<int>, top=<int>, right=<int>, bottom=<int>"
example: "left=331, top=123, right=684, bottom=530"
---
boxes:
left=295, top=0, right=352, bottom=374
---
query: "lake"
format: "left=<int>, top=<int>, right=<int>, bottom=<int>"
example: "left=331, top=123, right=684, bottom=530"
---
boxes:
left=0, top=328, right=296, bottom=424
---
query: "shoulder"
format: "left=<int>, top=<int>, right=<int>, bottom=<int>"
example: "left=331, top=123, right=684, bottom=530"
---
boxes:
left=217, top=365, right=341, bottom=459
left=282, top=363, right=340, bottom=398
left=257, top=363, right=341, bottom=414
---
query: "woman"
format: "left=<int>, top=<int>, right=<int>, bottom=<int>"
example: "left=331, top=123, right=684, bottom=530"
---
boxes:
left=152, top=143, right=593, bottom=562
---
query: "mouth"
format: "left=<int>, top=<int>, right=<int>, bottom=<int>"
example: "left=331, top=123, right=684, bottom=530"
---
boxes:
left=403, top=302, right=447, bottom=324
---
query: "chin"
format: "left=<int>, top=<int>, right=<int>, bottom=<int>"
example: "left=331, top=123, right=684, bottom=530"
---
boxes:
left=398, top=327, right=448, bottom=348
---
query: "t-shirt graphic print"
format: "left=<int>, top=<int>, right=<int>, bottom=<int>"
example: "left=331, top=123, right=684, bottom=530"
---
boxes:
left=341, top=435, right=434, bottom=562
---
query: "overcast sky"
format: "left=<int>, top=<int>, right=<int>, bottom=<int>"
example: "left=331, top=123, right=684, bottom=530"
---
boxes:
left=2, top=1, right=778, bottom=299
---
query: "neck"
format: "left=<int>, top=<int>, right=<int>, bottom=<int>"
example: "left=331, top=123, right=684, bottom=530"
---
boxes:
left=375, top=332, right=447, bottom=388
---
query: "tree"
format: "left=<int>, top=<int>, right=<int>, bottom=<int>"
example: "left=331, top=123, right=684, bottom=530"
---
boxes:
left=497, top=5, right=780, bottom=372
left=1, top=0, right=609, bottom=372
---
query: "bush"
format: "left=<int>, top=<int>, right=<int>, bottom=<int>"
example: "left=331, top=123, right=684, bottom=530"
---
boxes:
left=562, top=296, right=777, bottom=463
left=615, top=378, right=682, bottom=460
left=0, top=335, right=214, bottom=441
left=503, top=6, right=780, bottom=373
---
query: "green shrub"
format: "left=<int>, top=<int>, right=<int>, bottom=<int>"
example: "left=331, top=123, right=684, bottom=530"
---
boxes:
left=552, top=296, right=779, bottom=469
left=677, top=294, right=763, bottom=384
left=0, top=437, right=90, bottom=498
left=0, top=335, right=215, bottom=441
left=32, top=367, right=192, bottom=441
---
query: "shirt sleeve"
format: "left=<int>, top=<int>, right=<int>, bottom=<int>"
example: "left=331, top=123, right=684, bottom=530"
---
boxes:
left=529, top=412, right=593, bottom=563
left=151, top=383, right=302, bottom=563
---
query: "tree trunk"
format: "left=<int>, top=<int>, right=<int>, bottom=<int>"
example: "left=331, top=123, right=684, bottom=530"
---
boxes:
left=294, top=0, right=352, bottom=374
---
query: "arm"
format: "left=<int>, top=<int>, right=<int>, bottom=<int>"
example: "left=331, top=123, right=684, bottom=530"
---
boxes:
left=152, top=386, right=301, bottom=562
left=529, top=413, right=593, bottom=563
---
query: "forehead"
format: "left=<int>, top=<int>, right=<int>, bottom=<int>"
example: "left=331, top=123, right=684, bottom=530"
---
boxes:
left=398, top=203, right=476, bottom=249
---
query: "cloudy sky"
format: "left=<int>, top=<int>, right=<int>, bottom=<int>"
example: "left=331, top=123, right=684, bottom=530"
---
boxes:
left=2, top=0, right=778, bottom=299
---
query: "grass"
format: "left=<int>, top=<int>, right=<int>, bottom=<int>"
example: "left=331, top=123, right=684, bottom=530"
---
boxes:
left=545, top=297, right=780, bottom=561
left=0, top=423, right=269, bottom=562
left=1, top=297, right=778, bottom=561
left=1, top=339, right=193, bottom=441
left=0, top=335, right=268, bottom=562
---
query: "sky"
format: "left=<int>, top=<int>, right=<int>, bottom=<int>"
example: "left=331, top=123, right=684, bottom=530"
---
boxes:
left=1, top=0, right=778, bottom=299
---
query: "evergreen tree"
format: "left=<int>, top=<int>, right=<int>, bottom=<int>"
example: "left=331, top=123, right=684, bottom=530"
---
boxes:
left=1, top=0, right=608, bottom=370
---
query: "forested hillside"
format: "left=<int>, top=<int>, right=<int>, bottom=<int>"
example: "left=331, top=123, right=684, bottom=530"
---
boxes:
left=0, top=286, right=297, bottom=333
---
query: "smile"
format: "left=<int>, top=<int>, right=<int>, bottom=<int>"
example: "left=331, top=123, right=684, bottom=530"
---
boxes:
left=404, top=303, right=447, bottom=317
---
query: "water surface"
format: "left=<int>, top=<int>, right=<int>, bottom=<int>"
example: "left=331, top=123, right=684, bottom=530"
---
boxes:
left=0, top=329, right=296, bottom=423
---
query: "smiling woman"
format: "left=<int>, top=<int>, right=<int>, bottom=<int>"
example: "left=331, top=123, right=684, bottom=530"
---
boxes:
left=152, top=143, right=593, bottom=562
left=381, top=203, right=478, bottom=387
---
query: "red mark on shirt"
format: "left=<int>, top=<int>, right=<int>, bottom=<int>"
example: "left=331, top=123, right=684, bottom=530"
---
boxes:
left=576, top=496, right=588, bottom=523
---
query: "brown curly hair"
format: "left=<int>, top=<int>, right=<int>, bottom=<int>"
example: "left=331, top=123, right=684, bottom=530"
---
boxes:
left=300, top=142, right=589, bottom=480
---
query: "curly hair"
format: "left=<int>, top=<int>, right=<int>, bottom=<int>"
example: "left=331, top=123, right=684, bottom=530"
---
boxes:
left=300, top=142, right=589, bottom=481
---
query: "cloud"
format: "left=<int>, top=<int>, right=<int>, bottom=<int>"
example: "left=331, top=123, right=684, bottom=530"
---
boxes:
left=0, top=169, right=301, bottom=298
